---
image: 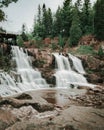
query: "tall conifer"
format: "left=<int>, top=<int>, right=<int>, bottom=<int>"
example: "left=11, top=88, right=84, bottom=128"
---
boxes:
left=70, top=6, right=82, bottom=46
left=94, top=0, right=104, bottom=40
left=61, top=0, right=72, bottom=37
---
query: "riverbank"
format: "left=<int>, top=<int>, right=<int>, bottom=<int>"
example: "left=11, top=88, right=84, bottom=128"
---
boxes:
left=0, top=86, right=104, bottom=130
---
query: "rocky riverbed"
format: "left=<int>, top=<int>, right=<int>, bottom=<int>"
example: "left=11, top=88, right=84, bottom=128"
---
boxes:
left=0, top=43, right=104, bottom=130
left=0, top=85, right=104, bottom=130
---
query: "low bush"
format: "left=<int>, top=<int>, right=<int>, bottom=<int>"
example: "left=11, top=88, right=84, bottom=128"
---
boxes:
left=76, top=45, right=96, bottom=55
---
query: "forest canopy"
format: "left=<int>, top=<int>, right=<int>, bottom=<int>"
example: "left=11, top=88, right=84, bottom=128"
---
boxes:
left=32, top=0, right=104, bottom=43
left=0, top=0, right=104, bottom=44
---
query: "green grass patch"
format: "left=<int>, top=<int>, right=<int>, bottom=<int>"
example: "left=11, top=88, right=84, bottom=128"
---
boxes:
left=76, top=45, right=96, bottom=55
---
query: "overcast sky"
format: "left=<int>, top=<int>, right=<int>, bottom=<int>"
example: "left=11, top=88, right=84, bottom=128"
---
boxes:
left=0, top=0, right=96, bottom=33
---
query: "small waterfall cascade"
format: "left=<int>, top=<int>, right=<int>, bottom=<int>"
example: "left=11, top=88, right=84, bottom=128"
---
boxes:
left=0, top=46, right=48, bottom=97
left=68, top=53, right=86, bottom=74
left=0, top=72, right=21, bottom=96
left=53, top=53, right=95, bottom=88
left=11, top=46, right=49, bottom=89
left=53, top=53, right=71, bottom=70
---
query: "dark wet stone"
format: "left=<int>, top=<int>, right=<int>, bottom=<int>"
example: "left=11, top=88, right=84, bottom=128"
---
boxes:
left=15, top=93, right=32, bottom=100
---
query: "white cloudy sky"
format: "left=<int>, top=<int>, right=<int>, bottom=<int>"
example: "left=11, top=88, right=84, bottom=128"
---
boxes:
left=0, top=0, right=96, bottom=33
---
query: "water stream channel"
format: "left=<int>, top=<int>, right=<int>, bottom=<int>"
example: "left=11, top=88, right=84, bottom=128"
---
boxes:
left=0, top=46, right=95, bottom=97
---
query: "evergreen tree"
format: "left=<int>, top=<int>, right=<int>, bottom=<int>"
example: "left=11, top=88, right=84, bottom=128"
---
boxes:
left=88, top=7, right=94, bottom=34
left=53, top=6, right=63, bottom=36
left=32, top=16, right=37, bottom=36
left=81, top=0, right=93, bottom=34
left=94, top=0, right=104, bottom=41
left=42, top=3, right=48, bottom=38
left=75, top=0, right=82, bottom=17
left=47, top=8, right=53, bottom=36
left=76, top=0, right=82, bottom=9
left=70, top=6, right=82, bottom=46
left=33, top=5, right=44, bottom=38
left=37, top=4, right=41, bottom=25
left=17, top=35, right=24, bottom=47
left=61, top=0, right=72, bottom=37
left=21, top=24, right=28, bottom=42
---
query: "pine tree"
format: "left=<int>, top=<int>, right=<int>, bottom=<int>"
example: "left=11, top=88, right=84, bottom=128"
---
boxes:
left=33, top=5, right=44, bottom=38
left=42, top=3, right=48, bottom=38
left=75, top=0, right=82, bottom=17
left=61, top=0, right=72, bottom=37
left=47, top=8, right=53, bottom=36
left=76, top=0, right=82, bottom=8
left=70, top=6, right=82, bottom=46
left=81, top=0, right=92, bottom=34
left=94, top=0, right=104, bottom=41
left=17, top=35, right=24, bottom=47
left=37, top=4, right=42, bottom=25
left=21, top=24, right=28, bottom=42
left=53, top=6, right=62, bottom=36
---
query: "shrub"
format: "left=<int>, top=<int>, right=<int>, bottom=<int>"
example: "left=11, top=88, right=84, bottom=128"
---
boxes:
left=76, top=45, right=96, bottom=55
left=17, top=36, right=24, bottom=47
left=98, top=46, right=104, bottom=57
left=51, top=43, right=58, bottom=50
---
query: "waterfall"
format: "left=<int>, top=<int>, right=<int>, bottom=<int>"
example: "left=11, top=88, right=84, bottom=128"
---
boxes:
left=53, top=53, right=71, bottom=70
left=0, top=46, right=48, bottom=97
left=11, top=46, right=49, bottom=89
left=68, top=53, right=86, bottom=74
left=0, top=47, right=96, bottom=97
left=0, top=72, right=21, bottom=96
left=53, top=53, right=95, bottom=88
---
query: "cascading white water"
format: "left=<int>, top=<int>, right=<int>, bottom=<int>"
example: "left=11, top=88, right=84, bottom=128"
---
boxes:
left=0, top=46, right=48, bottom=97
left=0, top=47, right=95, bottom=97
left=0, top=72, right=21, bottom=96
left=53, top=53, right=71, bottom=70
left=68, top=53, right=86, bottom=74
left=53, top=53, right=95, bottom=88
left=11, top=46, right=49, bottom=89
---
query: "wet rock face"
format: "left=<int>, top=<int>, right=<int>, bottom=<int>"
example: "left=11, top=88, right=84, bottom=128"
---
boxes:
left=15, top=93, right=32, bottom=100
left=79, top=55, right=104, bottom=85
left=26, top=47, right=104, bottom=86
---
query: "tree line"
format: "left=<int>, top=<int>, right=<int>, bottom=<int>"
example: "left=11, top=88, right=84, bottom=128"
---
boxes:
left=32, top=0, right=104, bottom=46
left=0, top=0, right=104, bottom=46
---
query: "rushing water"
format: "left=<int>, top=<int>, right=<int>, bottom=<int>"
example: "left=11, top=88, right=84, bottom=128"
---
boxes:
left=0, top=46, right=48, bottom=97
left=68, top=53, right=86, bottom=74
left=0, top=47, right=95, bottom=97
left=53, top=53, right=95, bottom=88
left=0, top=72, right=21, bottom=96
left=11, top=46, right=48, bottom=89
